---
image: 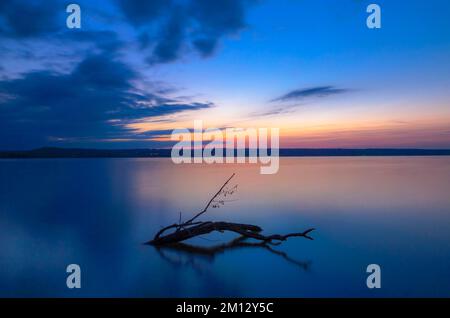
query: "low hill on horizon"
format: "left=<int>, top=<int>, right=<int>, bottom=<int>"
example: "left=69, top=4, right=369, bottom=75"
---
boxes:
left=1, top=147, right=450, bottom=158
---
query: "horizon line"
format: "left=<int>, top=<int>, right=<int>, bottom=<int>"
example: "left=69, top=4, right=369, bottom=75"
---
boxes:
left=1, top=147, right=450, bottom=159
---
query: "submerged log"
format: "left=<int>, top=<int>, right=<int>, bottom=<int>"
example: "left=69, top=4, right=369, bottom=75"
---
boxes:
left=147, top=174, right=315, bottom=246
left=147, top=221, right=314, bottom=245
left=147, top=221, right=262, bottom=245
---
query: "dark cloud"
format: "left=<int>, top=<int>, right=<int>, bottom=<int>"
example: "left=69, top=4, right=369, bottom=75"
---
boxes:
left=117, top=0, right=256, bottom=63
left=149, top=5, right=186, bottom=64
left=61, top=30, right=124, bottom=52
left=0, top=54, right=213, bottom=149
left=1, top=0, right=257, bottom=64
left=0, top=0, right=252, bottom=148
left=0, top=0, right=61, bottom=38
left=192, top=38, right=217, bottom=57
left=271, top=86, right=350, bottom=103
left=117, top=0, right=170, bottom=27
left=0, top=0, right=257, bottom=63
left=190, top=0, right=249, bottom=56
left=0, top=3, right=124, bottom=73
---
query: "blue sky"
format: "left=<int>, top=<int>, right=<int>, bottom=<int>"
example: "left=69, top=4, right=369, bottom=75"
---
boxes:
left=1, top=0, right=450, bottom=149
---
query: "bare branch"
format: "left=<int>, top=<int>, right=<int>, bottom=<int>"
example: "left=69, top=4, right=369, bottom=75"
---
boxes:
left=184, top=173, right=236, bottom=224
left=152, top=174, right=237, bottom=241
left=148, top=173, right=315, bottom=247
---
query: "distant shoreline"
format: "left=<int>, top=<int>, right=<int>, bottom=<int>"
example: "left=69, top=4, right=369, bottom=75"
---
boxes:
left=1, top=147, right=450, bottom=159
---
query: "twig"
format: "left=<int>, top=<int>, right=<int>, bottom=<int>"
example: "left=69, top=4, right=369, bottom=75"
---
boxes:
left=184, top=173, right=236, bottom=224
left=152, top=173, right=236, bottom=240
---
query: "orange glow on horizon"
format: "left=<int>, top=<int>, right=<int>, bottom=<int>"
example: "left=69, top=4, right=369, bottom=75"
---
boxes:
left=124, top=106, right=450, bottom=148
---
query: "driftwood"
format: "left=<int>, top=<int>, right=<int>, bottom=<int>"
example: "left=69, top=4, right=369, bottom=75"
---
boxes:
left=146, top=173, right=314, bottom=246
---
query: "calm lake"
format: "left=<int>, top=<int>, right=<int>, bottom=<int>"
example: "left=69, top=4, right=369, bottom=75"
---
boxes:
left=1, top=157, right=450, bottom=297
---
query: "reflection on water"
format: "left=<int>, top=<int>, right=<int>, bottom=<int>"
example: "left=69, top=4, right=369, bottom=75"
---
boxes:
left=1, top=157, right=450, bottom=297
left=154, top=237, right=311, bottom=271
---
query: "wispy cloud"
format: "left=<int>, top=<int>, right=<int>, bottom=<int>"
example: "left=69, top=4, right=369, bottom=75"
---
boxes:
left=248, top=85, right=352, bottom=118
left=249, top=106, right=298, bottom=118
left=271, top=86, right=350, bottom=103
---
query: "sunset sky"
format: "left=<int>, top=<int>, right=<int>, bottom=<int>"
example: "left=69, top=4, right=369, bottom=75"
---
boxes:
left=1, top=0, right=450, bottom=149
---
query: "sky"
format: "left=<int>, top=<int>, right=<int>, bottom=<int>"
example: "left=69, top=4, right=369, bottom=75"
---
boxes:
left=0, top=0, right=450, bottom=150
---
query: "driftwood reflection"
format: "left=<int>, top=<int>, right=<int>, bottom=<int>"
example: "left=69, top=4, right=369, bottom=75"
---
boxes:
left=154, top=236, right=311, bottom=271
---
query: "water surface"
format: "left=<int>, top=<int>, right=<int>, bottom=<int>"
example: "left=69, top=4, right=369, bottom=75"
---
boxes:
left=1, top=157, right=450, bottom=297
